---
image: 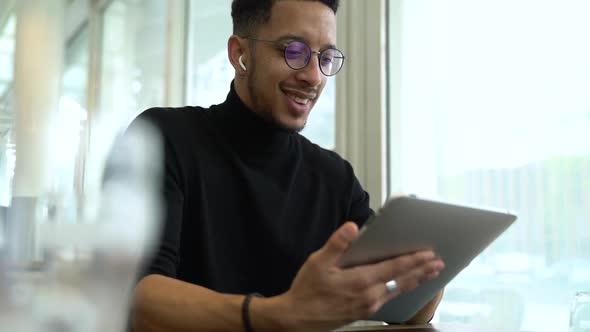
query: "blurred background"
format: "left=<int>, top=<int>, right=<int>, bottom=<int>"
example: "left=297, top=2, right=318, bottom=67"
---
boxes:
left=0, top=0, right=588, bottom=331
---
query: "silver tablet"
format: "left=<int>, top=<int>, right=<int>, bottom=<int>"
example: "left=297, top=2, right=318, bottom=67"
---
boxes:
left=339, top=195, right=517, bottom=323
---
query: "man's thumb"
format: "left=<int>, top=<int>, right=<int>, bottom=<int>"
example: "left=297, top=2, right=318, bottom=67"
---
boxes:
left=317, top=221, right=359, bottom=265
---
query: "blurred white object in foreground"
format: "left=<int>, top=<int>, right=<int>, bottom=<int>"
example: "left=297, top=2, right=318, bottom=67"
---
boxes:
left=0, top=119, right=163, bottom=332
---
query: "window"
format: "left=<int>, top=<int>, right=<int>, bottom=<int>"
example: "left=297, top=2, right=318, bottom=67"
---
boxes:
left=98, top=0, right=167, bottom=130
left=186, top=0, right=336, bottom=149
left=0, top=14, right=16, bottom=207
left=301, top=79, right=335, bottom=149
left=62, top=27, right=89, bottom=109
left=0, top=14, right=15, bottom=98
left=387, top=1, right=590, bottom=331
left=51, top=26, right=89, bottom=218
left=81, top=0, right=168, bottom=207
left=186, top=0, right=234, bottom=108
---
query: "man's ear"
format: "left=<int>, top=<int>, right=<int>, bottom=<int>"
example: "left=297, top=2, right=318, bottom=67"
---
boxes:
left=228, top=35, right=248, bottom=75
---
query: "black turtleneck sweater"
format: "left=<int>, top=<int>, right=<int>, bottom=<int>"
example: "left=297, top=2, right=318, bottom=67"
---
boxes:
left=134, top=82, right=373, bottom=296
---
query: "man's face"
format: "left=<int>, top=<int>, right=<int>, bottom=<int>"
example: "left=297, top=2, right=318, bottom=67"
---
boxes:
left=245, top=0, right=337, bottom=132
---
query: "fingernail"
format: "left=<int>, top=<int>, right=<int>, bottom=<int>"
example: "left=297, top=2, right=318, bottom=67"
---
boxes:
left=341, top=225, right=356, bottom=240
left=424, top=251, right=436, bottom=259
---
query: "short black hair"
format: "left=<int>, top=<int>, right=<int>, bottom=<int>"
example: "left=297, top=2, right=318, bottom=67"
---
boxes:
left=231, top=0, right=339, bottom=36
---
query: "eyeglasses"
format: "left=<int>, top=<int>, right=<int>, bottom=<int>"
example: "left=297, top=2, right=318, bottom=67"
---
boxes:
left=243, top=37, right=345, bottom=76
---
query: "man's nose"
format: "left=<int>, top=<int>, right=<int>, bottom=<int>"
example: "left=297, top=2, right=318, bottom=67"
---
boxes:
left=294, top=54, right=323, bottom=87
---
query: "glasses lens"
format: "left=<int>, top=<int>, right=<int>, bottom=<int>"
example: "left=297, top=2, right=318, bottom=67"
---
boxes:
left=320, top=48, right=344, bottom=76
left=284, top=41, right=310, bottom=70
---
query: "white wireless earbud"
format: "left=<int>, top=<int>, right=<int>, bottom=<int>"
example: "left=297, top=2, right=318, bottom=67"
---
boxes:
left=238, top=55, right=247, bottom=71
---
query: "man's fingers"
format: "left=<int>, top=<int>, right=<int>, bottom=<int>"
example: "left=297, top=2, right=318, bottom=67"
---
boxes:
left=314, top=222, right=359, bottom=266
left=374, top=251, right=439, bottom=282
left=343, top=251, right=444, bottom=299
left=380, top=257, right=445, bottom=302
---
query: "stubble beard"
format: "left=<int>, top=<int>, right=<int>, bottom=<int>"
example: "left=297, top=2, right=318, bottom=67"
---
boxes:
left=246, top=60, right=308, bottom=133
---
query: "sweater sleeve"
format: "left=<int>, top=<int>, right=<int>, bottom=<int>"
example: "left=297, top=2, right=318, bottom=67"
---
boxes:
left=345, top=163, right=374, bottom=228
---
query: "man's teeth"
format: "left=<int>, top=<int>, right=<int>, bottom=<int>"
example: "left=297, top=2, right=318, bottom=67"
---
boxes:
left=288, top=94, right=310, bottom=105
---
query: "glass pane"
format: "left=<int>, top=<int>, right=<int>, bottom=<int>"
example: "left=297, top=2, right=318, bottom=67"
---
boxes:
left=388, top=1, right=590, bottom=332
left=0, top=15, right=16, bottom=98
left=186, top=0, right=233, bottom=108
left=62, top=28, right=89, bottom=108
left=301, top=78, right=335, bottom=149
left=99, top=0, right=167, bottom=130
left=186, top=1, right=336, bottom=149
left=52, top=26, right=89, bottom=212
left=0, top=14, right=16, bottom=207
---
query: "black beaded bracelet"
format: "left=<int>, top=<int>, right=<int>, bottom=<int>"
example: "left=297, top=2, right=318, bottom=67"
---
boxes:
left=242, top=293, right=264, bottom=332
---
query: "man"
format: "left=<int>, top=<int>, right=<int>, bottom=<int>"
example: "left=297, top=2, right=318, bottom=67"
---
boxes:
left=131, top=0, right=445, bottom=331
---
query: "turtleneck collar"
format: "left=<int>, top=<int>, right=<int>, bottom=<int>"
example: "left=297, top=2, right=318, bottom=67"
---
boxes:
left=208, top=81, right=296, bottom=157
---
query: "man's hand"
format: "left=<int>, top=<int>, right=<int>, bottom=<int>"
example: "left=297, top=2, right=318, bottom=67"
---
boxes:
left=265, top=221, right=445, bottom=332
left=405, top=289, right=444, bottom=324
